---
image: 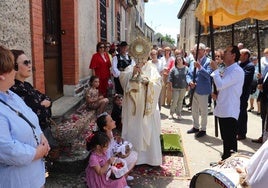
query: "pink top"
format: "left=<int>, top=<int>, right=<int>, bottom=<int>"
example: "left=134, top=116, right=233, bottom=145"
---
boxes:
left=85, top=151, right=127, bottom=188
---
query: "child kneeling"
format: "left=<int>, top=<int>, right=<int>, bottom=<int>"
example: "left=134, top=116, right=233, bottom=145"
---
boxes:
left=85, top=132, right=128, bottom=188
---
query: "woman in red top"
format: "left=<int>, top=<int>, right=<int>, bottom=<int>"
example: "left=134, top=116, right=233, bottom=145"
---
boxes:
left=89, top=42, right=111, bottom=97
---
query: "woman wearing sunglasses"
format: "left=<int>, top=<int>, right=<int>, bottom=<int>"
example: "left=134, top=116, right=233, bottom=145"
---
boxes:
left=0, top=45, right=49, bottom=187
left=89, top=42, right=112, bottom=97
left=10, top=49, right=58, bottom=149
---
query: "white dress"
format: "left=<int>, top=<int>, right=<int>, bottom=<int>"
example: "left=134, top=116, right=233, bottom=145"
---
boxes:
left=120, top=62, right=162, bottom=166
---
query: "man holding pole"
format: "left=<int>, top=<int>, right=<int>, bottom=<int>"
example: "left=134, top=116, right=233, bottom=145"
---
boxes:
left=210, top=45, right=244, bottom=160
left=186, top=43, right=212, bottom=138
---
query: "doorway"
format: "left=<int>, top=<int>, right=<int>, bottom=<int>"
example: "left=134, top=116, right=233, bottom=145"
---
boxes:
left=43, top=0, right=63, bottom=100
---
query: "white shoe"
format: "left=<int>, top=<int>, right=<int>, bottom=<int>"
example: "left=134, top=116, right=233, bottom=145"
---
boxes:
left=168, top=115, right=173, bottom=119
left=173, top=114, right=179, bottom=119
left=127, top=175, right=134, bottom=181
left=124, top=186, right=131, bottom=188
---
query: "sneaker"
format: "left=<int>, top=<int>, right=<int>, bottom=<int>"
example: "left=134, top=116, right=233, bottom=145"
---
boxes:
left=124, top=186, right=131, bottom=188
left=126, top=175, right=134, bottom=181
left=168, top=115, right=173, bottom=119
left=173, top=114, right=179, bottom=119
left=187, top=127, right=199, bottom=134
left=195, top=131, right=206, bottom=138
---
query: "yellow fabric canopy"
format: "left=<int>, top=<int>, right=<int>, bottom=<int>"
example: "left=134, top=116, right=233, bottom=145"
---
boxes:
left=195, top=0, right=268, bottom=27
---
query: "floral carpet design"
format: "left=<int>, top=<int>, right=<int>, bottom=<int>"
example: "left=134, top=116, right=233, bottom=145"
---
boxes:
left=128, top=129, right=189, bottom=187
left=130, top=153, right=187, bottom=178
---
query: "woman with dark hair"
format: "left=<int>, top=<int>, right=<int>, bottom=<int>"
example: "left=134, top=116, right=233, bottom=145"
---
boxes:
left=89, top=42, right=112, bottom=97
left=0, top=45, right=49, bottom=187
left=96, top=113, right=137, bottom=181
left=168, top=55, right=188, bottom=120
left=10, top=49, right=58, bottom=149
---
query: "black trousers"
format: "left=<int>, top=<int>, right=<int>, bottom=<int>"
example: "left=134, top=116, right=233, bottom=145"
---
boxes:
left=218, top=117, right=238, bottom=160
left=114, top=77, right=123, bottom=95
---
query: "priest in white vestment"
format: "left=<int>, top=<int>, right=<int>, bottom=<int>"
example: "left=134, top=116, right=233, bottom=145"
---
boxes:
left=120, top=60, right=162, bottom=166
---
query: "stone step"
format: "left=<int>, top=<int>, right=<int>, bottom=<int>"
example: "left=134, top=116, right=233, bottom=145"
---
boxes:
left=48, top=96, right=96, bottom=174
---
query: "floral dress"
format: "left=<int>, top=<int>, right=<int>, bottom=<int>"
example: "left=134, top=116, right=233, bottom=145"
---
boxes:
left=86, top=87, right=100, bottom=110
left=10, top=79, right=52, bottom=130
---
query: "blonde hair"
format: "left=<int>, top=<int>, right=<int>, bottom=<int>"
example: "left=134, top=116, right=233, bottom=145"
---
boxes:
left=263, top=48, right=268, bottom=54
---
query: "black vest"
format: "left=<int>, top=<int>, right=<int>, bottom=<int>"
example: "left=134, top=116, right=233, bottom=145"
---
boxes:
left=117, top=54, right=132, bottom=71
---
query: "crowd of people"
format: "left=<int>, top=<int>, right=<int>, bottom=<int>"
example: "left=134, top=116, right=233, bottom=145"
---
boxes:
left=87, top=40, right=268, bottom=187
left=1, top=39, right=268, bottom=187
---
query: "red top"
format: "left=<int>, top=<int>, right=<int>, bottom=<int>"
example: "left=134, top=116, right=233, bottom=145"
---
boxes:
left=89, top=52, right=111, bottom=97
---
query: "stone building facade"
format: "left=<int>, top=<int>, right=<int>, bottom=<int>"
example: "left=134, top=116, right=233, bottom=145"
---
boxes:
left=0, top=0, right=148, bottom=100
left=178, top=0, right=268, bottom=55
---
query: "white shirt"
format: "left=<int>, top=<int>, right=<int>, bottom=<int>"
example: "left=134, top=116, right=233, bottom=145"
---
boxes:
left=211, top=63, right=244, bottom=120
left=111, top=54, right=135, bottom=77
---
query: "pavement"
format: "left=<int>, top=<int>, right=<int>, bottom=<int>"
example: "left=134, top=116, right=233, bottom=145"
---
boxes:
left=47, top=97, right=263, bottom=188
left=157, top=103, right=262, bottom=188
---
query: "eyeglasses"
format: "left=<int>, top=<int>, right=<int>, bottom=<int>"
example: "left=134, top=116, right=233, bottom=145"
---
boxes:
left=23, top=60, right=31, bottom=66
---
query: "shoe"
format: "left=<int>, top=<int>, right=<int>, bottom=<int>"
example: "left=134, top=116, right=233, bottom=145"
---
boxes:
left=210, top=160, right=223, bottom=167
left=257, top=112, right=261, bottom=116
left=124, top=186, right=131, bottom=188
left=251, top=136, right=263, bottom=144
left=168, top=115, right=173, bottom=119
left=126, top=175, right=134, bottom=181
left=236, top=135, right=246, bottom=140
left=188, top=107, right=192, bottom=111
left=187, top=127, right=199, bottom=134
left=173, top=114, right=179, bottom=119
left=195, top=131, right=206, bottom=138
left=247, top=107, right=254, bottom=112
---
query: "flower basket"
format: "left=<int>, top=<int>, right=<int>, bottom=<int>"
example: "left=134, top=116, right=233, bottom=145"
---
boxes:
left=113, top=141, right=132, bottom=158
left=106, top=158, right=128, bottom=180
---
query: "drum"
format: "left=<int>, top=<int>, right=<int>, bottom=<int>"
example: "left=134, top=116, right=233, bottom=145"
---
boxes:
left=190, top=152, right=253, bottom=188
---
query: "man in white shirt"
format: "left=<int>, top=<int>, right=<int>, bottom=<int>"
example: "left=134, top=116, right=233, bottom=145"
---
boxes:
left=111, top=41, right=135, bottom=94
left=210, top=45, right=244, bottom=160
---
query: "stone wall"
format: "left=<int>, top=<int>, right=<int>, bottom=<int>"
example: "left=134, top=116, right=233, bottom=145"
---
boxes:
left=0, top=0, right=31, bottom=57
left=199, top=20, right=268, bottom=55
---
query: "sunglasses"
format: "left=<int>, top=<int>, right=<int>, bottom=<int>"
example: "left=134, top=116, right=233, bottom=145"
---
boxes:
left=23, top=60, right=31, bottom=66
left=99, top=46, right=105, bottom=49
left=14, top=60, right=31, bottom=71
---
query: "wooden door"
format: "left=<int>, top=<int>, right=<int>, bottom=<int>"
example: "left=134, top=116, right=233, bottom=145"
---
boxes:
left=44, top=0, right=63, bottom=100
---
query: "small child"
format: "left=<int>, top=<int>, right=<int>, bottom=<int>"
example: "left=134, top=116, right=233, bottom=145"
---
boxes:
left=85, top=132, right=127, bottom=188
left=111, top=94, right=123, bottom=133
left=97, top=113, right=137, bottom=181
left=86, top=76, right=109, bottom=115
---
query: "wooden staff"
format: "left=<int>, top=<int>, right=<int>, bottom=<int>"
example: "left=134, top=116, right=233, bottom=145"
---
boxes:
left=209, top=16, right=219, bottom=137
